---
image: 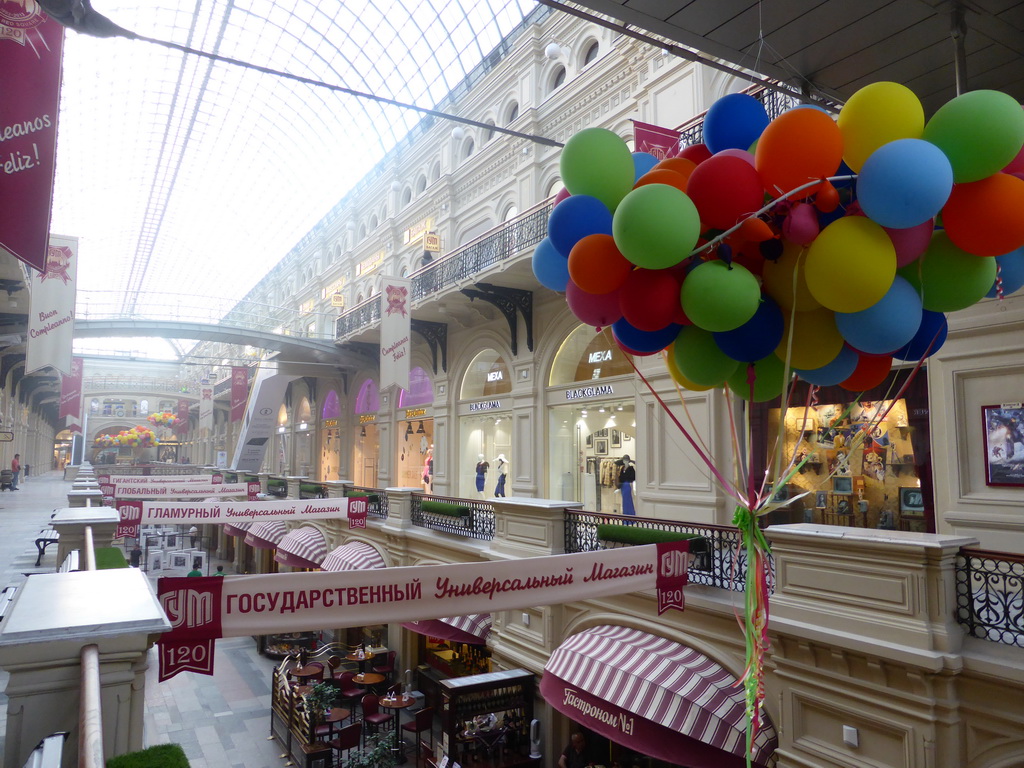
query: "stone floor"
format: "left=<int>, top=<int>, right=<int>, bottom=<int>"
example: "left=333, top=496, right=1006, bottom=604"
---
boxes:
left=0, top=471, right=292, bottom=768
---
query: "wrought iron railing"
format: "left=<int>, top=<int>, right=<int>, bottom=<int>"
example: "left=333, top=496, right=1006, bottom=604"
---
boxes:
left=410, top=493, right=496, bottom=541
left=267, top=480, right=287, bottom=498
left=955, top=548, right=1024, bottom=648
left=336, top=200, right=552, bottom=339
left=349, top=486, right=389, bottom=519
left=299, top=482, right=328, bottom=499
left=564, top=510, right=772, bottom=593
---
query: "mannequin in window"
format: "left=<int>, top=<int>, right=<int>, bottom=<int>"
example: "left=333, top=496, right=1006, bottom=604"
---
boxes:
left=422, top=446, right=434, bottom=494
left=617, top=454, right=636, bottom=516
left=494, top=454, right=508, bottom=497
left=475, top=453, right=489, bottom=498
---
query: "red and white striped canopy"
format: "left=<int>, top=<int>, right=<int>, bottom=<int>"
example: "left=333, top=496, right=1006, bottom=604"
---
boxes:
left=275, top=526, right=328, bottom=569
left=402, top=613, right=492, bottom=645
left=244, top=521, right=289, bottom=550
left=541, top=625, right=777, bottom=768
left=320, top=541, right=386, bottom=572
left=223, top=521, right=252, bottom=538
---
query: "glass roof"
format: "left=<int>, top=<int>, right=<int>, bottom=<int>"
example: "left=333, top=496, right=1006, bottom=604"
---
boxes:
left=54, top=0, right=536, bottom=356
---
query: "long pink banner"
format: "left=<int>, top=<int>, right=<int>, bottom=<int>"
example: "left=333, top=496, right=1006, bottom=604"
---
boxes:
left=157, top=540, right=689, bottom=680
left=59, top=356, right=83, bottom=428
left=0, top=7, right=64, bottom=272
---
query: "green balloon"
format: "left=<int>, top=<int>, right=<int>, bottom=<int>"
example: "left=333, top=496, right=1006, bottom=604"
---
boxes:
left=923, top=90, right=1024, bottom=183
left=672, top=325, right=739, bottom=386
left=680, top=260, right=761, bottom=332
left=612, top=184, right=700, bottom=269
left=560, top=128, right=635, bottom=211
left=726, top=355, right=786, bottom=402
left=898, top=231, right=997, bottom=312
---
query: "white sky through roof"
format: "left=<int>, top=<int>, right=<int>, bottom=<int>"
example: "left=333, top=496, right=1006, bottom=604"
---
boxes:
left=55, top=0, right=535, bottom=358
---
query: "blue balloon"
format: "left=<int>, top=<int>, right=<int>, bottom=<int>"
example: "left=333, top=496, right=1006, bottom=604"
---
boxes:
left=611, top=318, right=682, bottom=354
left=795, top=345, right=859, bottom=386
left=703, top=93, right=770, bottom=154
left=714, top=296, right=784, bottom=362
left=857, top=139, right=953, bottom=228
left=547, top=194, right=613, bottom=257
left=632, top=152, right=660, bottom=182
left=835, top=276, right=923, bottom=354
left=985, top=247, right=1024, bottom=297
left=893, top=310, right=948, bottom=361
left=531, top=237, right=570, bottom=292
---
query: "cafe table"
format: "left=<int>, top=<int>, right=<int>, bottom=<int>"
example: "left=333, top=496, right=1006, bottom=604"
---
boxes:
left=322, top=706, right=353, bottom=734
left=379, top=694, right=416, bottom=765
left=291, top=664, right=325, bottom=684
left=346, top=649, right=375, bottom=673
left=353, top=671, right=385, bottom=691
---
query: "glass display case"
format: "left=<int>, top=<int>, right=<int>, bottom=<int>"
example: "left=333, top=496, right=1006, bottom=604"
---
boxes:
left=258, top=631, right=317, bottom=658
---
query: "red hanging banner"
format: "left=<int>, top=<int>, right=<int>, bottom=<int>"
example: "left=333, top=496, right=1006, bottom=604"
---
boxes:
left=632, top=120, right=682, bottom=160
left=230, top=366, right=248, bottom=423
left=0, top=7, right=65, bottom=272
left=177, top=398, right=190, bottom=434
left=59, top=356, right=84, bottom=429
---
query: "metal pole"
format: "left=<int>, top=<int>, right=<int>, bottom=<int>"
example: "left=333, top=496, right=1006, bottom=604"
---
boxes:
left=951, top=4, right=968, bottom=96
left=79, top=645, right=105, bottom=768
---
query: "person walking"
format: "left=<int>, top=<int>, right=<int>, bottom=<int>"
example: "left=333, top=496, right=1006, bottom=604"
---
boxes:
left=10, top=454, right=21, bottom=490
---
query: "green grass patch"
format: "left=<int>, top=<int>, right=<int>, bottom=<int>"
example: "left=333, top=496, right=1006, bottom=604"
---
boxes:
left=345, top=490, right=380, bottom=504
left=106, top=743, right=190, bottom=768
left=94, top=547, right=128, bottom=569
left=421, top=500, right=470, bottom=517
left=596, top=524, right=704, bottom=547
left=300, top=483, right=326, bottom=495
left=267, top=478, right=285, bottom=487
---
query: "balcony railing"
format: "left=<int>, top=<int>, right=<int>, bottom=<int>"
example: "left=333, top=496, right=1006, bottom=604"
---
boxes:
left=336, top=199, right=552, bottom=339
left=348, top=486, right=389, bottom=519
left=564, top=510, right=773, bottom=593
left=411, top=493, right=496, bottom=540
left=956, top=548, right=1024, bottom=648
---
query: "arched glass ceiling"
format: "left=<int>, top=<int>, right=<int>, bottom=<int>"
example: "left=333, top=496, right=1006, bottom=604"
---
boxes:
left=53, top=0, right=536, bottom=331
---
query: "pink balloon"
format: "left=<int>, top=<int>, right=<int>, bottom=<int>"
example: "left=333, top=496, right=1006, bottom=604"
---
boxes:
left=781, top=202, right=820, bottom=246
left=715, top=148, right=756, bottom=166
left=883, top=220, right=934, bottom=267
left=553, top=187, right=571, bottom=206
left=566, top=280, right=623, bottom=328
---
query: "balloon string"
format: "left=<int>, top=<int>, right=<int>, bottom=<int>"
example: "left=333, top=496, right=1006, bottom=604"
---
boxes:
left=689, top=174, right=858, bottom=258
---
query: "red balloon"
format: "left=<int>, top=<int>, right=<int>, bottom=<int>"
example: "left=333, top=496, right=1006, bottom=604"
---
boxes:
left=840, top=352, right=892, bottom=391
left=619, top=269, right=682, bottom=331
left=566, top=280, right=622, bottom=328
left=677, top=143, right=713, bottom=165
left=687, top=155, right=765, bottom=230
left=942, top=173, right=1024, bottom=256
left=553, top=187, right=571, bottom=206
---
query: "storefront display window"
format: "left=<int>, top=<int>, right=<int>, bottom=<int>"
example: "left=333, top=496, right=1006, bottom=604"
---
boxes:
left=756, top=371, right=933, bottom=532
left=320, top=390, right=341, bottom=481
left=397, top=367, right=435, bottom=490
left=459, top=350, right=512, bottom=498
left=548, top=326, right=636, bottom=511
left=295, top=397, right=313, bottom=476
left=353, top=379, right=380, bottom=487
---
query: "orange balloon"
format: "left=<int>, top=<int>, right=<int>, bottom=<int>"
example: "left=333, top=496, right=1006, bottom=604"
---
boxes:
left=755, top=108, right=844, bottom=198
left=942, top=173, right=1024, bottom=256
left=840, top=353, right=892, bottom=391
left=567, top=234, right=633, bottom=294
left=634, top=169, right=689, bottom=194
left=652, top=157, right=697, bottom=187
left=735, top=217, right=775, bottom=242
left=761, top=240, right=822, bottom=312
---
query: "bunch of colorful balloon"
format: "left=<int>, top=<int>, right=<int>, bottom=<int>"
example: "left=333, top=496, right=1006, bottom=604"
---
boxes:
left=94, top=426, right=160, bottom=449
left=533, top=83, right=1024, bottom=402
left=147, top=411, right=178, bottom=428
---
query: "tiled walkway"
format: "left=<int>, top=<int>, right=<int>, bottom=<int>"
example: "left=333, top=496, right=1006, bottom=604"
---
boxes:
left=0, top=472, right=289, bottom=768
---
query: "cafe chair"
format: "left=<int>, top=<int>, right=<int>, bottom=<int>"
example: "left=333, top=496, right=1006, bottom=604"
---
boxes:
left=327, top=655, right=344, bottom=676
left=334, top=672, right=365, bottom=718
left=371, top=650, right=396, bottom=681
left=328, top=721, right=362, bottom=768
left=295, top=661, right=325, bottom=685
left=360, top=694, right=395, bottom=735
left=401, top=706, right=435, bottom=765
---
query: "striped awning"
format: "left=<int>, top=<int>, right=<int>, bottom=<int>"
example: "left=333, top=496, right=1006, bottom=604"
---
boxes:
left=402, top=614, right=492, bottom=645
left=275, top=526, right=328, bottom=569
left=244, top=521, right=289, bottom=550
left=223, top=521, right=252, bottom=538
left=541, top=625, right=778, bottom=768
left=320, top=541, right=386, bottom=572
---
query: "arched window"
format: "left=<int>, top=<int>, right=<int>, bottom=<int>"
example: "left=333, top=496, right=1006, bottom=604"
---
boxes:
left=549, top=325, right=632, bottom=386
left=550, top=66, right=566, bottom=93
left=464, top=139, right=475, bottom=159
left=546, top=179, right=565, bottom=198
left=401, top=187, right=412, bottom=207
left=358, top=224, right=367, bottom=240
left=503, top=205, right=519, bottom=222
left=415, top=174, right=427, bottom=194
left=398, top=367, right=434, bottom=408
left=483, top=120, right=495, bottom=143
left=354, top=379, right=379, bottom=414
left=370, top=214, right=379, bottom=230
left=583, top=40, right=600, bottom=66
left=506, top=102, right=519, bottom=124
left=140, top=399, right=149, bottom=416
left=461, top=350, right=512, bottom=399
left=430, top=161, right=441, bottom=182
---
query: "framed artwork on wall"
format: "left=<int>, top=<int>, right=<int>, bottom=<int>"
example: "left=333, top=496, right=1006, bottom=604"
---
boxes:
left=611, top=429, right=621, bottom=448
left=815, top=491, right=828, bottom=509
left=899, top=487, right=925, bottom=516
left=832, top=476, right=853, bottom=495
left=594, top=438, right=609, bottom=456
left=982, top=403, right=1024, bottom=487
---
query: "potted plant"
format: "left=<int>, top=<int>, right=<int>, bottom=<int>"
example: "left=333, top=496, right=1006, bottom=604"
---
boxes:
left=303, top=681, right=337, bottom=724
left=341, top=731, right=397, bottom=768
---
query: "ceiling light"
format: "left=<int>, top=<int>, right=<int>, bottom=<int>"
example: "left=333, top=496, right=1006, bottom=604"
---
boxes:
left=451, top=126, right=465, bottom=140
left=545, top=42, right=563, bottom=59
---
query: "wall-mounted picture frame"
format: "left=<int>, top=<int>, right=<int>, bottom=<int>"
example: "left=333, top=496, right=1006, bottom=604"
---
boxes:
left=858, top=500, right=869, bottom=515
left=899, top=487, right=925, bottom=516
left=815, top=491, right=828, bottom=509
left=594, top=438, right=609, bottom=456
left=832, top=476, right=853, bottom=495
left=836, top=498, right=851, bottom=515
left=611, top=429, right=621, bottom=448
left=594, top=428, right=609, bottom=439
left=623, top=433, right=632, bottom=442
left=586, top=433, right=593, bottom=448
left=982, top=403, right=1024, bottom=487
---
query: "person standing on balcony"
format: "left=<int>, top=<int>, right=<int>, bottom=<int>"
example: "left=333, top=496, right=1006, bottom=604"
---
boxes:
left=10, top=454, right=20, bottom=490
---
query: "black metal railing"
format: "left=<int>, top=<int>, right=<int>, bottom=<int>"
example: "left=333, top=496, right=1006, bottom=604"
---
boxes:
left=267, top=480, right=287, bottom=498
left=955, top=548, right=1024, bottom=648
left=349, top=486, right=389, bottom=519
left=564, top=510, right=773, bottom=593
left=299, top=482, right=328, bottom=499
left=336, top=200, right=551, bottom=339
left=411, top=493, right=496, bottom=541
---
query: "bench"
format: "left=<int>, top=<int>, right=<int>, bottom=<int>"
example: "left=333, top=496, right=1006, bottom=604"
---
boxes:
left=35, top=530, right=60, bottom=566
left=0, top=585, right=17, bottom=621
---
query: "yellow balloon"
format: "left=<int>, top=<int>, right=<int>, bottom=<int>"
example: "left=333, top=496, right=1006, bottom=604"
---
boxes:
left=761, top=240, right=822, bottom=313
left=775, top=306, right=844, bottom=370
left=837, top=81, right=925, bottom=172
left=805, top=216, right=896, bottom=313
left=664, top=345, right=715, bottom=391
